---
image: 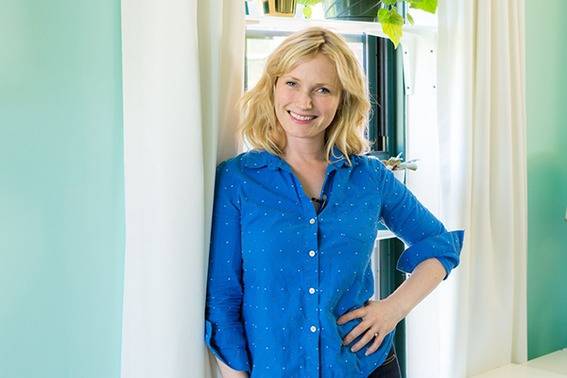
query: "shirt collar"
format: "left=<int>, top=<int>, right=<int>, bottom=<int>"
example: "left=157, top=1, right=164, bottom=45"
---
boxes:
left=242, top=146, right=356, bottom=171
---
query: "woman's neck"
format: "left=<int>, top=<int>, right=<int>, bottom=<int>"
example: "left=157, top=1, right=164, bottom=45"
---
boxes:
left=283, top=138, right=326, bottom=164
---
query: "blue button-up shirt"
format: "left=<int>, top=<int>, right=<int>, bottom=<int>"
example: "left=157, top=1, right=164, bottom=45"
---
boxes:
left=205, top=147, right=464, bottom=377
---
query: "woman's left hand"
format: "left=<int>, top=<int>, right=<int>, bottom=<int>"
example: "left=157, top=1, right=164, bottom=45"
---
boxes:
left=336, top=298, right=405, bottom=356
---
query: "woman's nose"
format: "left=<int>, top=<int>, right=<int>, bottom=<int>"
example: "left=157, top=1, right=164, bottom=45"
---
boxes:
left=296, top=91, right=313, bottom=109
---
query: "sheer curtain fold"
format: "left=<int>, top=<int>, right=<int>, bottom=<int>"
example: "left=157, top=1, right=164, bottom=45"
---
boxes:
left=120, top=1, right=244, bottom=377
left=407, top=1, right=527, bottom=377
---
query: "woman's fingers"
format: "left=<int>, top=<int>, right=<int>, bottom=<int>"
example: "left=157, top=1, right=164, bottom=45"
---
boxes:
left=339, top=300, right=393, bottom=355
left=350, top=327, right=379, bottom=353
left=342, top=320, right=369, bottom=346
left=336, top=306, right=366, bottom=325
left=364, top=331, right=385, bottom=356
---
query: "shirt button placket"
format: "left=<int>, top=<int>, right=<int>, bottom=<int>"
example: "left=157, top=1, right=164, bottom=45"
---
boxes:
left=306, top=217, right=320, bottom=374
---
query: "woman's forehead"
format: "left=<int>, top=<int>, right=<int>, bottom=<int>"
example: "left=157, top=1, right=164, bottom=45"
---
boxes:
left=280, top=54, right=340, bottom=85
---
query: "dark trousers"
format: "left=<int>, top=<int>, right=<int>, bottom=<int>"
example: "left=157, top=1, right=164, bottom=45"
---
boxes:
left=367, top=346, right=402, bottom=378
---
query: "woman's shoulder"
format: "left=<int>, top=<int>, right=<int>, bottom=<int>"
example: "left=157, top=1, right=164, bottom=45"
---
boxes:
left=348, top=153, right=392, bottom=189
left=215, top=150, right=277, bottom=187
left=351, top=153, right=387, bottom=171
left=217, top=149, right=270, bottom=172
left=213, top=154, right=250, bottom=198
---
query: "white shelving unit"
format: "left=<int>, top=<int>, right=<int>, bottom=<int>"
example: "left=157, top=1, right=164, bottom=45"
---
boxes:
left=246, top=15, right=436, bottom=40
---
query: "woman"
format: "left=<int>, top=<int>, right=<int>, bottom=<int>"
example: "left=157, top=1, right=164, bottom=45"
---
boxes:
left=204, top=27, right=464, bottom=378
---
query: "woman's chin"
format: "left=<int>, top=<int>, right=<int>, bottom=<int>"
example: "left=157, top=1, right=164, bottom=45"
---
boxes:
left=282, top=128, right=326, bottom=142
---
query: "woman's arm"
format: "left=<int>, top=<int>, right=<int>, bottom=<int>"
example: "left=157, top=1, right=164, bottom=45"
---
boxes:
left=337, top=159, right=464, bottom=354
left=337, top=258, right=446, bottom=354
left=215, top=357, right=249, bottom=378
left=387, top=257, right=446, bottom=319
left=204, top=162, right=252, bottom=373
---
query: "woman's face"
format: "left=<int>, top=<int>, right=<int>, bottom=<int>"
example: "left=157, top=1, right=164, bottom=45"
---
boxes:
left=273, top=53, right=341, bottom=144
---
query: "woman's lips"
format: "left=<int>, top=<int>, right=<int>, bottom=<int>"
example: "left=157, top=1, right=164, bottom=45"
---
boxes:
left=288, top=110, right=317, bottom=124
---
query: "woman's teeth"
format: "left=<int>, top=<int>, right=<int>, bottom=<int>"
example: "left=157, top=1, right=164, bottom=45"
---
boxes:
left=289, top=111, right=316, bottom=121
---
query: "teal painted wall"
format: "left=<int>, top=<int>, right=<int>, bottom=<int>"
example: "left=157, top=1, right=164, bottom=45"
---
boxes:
left=526, top=0, right=567, bottom=360
left=0, top=1, right=125, bottom=377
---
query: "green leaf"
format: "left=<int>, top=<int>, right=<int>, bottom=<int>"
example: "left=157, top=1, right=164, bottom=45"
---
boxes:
left=378, top=8, right=390, bottom=22
left=378, top=8, right=390, bottom=24
left=378, top=7, right=403, bottom=23
left=378, top=8, right=404, bottom=48
left=382, top=22, right=403, bottom=48
left=408, top=0, right=438, bottom=13
left=407, top=12, right=414, bottom=25
left=385, top=7, right=404, bottom=24
left=391, top=7, right=404, bottom=24
left=383, top=0, right=398, bottom=5
left=298, top=0, right=320, bottom=17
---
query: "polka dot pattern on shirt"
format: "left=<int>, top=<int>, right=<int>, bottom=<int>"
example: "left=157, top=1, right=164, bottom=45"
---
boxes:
left=204, top=147, right=464, bottom=377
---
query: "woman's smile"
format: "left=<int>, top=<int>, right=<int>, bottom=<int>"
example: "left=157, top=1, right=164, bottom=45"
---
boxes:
left=287, top=110, right=318, bottom=124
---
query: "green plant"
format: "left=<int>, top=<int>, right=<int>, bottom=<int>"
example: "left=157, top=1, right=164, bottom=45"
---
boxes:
left=378, top=0, right=438, bottom=48
left=297, top=0, right=322, bottom=18
left=298, top=0, right=438, bottom=48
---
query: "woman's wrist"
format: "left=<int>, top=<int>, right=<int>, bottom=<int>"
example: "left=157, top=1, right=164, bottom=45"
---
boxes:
left=384, top=258, right=446, bottom=321
left=382, top=295, right=409, bottom=323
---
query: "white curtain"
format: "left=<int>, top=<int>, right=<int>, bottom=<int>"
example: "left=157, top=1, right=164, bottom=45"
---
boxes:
left=119, top=1, right=244, bottom=377
left=405, top=1, right=527, bottom=377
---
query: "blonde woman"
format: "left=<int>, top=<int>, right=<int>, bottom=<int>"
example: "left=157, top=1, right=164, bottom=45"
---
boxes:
left=205, top=27, right=464, bottom=378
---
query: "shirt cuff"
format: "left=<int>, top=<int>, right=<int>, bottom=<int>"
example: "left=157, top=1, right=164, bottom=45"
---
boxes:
left=396, top=230, right=464, bottom=279
left=204, top=319, right=251, bottom=372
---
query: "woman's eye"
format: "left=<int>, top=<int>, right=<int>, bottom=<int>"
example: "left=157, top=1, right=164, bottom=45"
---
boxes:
left=317, top=87, right=330, bottom=94
left=286, top=81, right=297, bottom=87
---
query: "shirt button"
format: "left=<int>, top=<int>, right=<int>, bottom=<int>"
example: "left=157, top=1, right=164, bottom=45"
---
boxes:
left=309, top=218, right=315, bottom=224
left=309, top=288, right=316, bottom=294
left=308, top=250, right=316, bottom=257
left=310, top=325, right=317, bottom=332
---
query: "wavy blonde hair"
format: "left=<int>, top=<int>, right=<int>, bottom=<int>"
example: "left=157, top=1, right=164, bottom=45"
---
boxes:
left=238, top=27, right=371, bottom=165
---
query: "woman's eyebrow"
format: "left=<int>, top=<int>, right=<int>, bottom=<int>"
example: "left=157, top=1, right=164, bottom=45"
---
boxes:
left=284, top=76, right=335, bottom=87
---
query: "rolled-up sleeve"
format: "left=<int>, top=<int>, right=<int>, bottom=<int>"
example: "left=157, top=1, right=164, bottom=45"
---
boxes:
left=204, top=162, right=251, bottom=372
left=374, top=159, right=464, bottom=279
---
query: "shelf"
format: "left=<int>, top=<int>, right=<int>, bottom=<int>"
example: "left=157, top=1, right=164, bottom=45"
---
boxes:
left=377, top=230, right=396, bottom=241
left=245, top=16, right=436, bottom=40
